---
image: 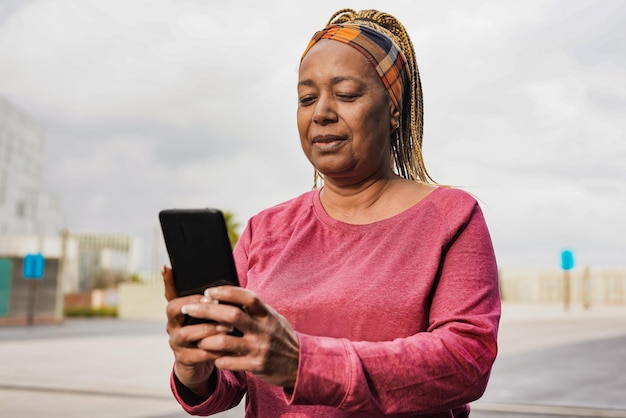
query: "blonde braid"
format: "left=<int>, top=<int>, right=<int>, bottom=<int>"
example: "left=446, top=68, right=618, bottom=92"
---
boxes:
left=311, top=9, right=434, bottom=186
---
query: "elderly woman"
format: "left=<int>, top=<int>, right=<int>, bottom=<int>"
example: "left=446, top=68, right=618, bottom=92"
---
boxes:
left=163, top=9, right=500, bottom=418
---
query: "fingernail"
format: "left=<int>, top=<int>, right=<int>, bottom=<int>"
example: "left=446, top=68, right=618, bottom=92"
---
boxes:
left=181, top=304, right=197, bottom=314
left=200, top=296, right=218, bottom=304
left=216, top=324, right=235, bottom=333
left=203, top=289, right=219, bottom=303
left=208, top=288, right=219, bottom=297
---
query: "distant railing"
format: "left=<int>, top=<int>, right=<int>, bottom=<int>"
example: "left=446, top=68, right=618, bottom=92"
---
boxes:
left=499, top=268, right=626, bottom=306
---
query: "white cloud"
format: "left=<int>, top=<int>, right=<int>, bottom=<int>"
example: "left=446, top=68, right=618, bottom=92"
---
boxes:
left=1, top=0, right=624, bottom=270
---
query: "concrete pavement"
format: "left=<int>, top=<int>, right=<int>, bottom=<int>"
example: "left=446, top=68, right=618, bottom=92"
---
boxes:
left=1, top=303, right=625, bottom=418
left=473, top=303, right=626, bottom=418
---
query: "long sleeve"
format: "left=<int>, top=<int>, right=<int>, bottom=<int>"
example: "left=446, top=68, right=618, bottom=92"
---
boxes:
left=285, top=203, right=500, bottom=415
left=170, top=368, right=247, bottom=416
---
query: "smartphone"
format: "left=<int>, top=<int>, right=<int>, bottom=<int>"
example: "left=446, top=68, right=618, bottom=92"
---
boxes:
left=159, top=208, right=242, bottom=332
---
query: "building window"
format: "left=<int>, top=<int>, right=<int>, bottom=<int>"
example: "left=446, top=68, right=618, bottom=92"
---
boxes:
left=16, top=201, right=25, bottom=218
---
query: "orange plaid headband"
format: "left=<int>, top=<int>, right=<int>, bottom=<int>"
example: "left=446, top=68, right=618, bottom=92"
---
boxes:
left=301, top=22, right=410, bottom=112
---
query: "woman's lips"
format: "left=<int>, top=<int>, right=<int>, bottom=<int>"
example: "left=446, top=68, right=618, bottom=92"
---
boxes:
left=312, top=135, right=346, bottom=150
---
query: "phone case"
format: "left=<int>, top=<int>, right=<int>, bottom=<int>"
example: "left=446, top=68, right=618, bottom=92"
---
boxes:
left=159, top=208, right=239, bottom=297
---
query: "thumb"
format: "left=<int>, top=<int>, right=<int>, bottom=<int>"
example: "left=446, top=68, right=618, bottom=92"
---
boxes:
left=162, top=265, right=177, bottom=301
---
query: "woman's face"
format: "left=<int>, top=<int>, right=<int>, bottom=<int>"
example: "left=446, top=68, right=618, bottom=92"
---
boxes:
left=297, top=40, right=399, bottom=184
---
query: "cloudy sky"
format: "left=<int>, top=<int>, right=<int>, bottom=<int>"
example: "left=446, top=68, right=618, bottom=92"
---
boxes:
left=1, top=0, right=624, bottom=272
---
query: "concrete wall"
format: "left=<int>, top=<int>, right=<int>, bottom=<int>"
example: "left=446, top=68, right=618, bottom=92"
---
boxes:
left=118, top=282, right=167, bottom=320
left=0, top=233, right=79, bottom=293
left=499, top=268, right=626, bottom=305
left=0, top=256, right=61, bottom=325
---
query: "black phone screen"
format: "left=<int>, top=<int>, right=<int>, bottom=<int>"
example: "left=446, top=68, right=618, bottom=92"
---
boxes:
left=159, top=208, right=239, bottom=297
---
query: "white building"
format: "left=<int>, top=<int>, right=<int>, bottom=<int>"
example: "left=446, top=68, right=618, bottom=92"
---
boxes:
left=0, top=98, right=144, bottom=321
left=72, top=233, right=141, bottom=291
left=0, top=96, right=65, bottom=235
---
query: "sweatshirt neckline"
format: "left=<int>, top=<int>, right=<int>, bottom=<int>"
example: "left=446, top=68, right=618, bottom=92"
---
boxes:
left=311, top=186, right=442, bottom=231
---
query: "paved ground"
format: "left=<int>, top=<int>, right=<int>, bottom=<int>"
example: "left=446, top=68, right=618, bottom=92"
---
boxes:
left=1, top=303, right=625, bottom=418
left=472, top=303, right=626, bottom=418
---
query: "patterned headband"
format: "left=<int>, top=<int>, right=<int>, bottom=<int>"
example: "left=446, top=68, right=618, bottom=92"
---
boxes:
left=301, top=22, right=410, bottom=112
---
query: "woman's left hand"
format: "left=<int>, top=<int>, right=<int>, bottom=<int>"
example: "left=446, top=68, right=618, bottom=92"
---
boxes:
left=180, top=286, right=300, bottom=388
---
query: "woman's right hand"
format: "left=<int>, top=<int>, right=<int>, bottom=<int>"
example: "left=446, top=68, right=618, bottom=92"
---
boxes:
left=163, top=265, right=228, bottom=399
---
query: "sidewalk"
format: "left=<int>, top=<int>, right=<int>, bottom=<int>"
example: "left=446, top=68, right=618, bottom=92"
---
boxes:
left=473, top=303, right=626, bottom=417
left=0, top=302, right=625, bottom=418
left=496, top=302, right=626, bottom=354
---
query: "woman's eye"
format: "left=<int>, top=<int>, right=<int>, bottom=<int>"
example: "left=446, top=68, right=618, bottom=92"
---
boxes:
left=299, top=96, right=316, bottom=106
left=336, top=93, right=359, bottom=101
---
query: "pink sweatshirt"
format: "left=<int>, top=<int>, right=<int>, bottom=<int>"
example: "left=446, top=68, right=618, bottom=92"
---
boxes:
left=172, top=186, right=501, bottom=417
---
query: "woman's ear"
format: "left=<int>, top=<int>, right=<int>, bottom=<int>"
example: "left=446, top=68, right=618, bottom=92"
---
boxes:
left=390, top=103, right=401, bottom=130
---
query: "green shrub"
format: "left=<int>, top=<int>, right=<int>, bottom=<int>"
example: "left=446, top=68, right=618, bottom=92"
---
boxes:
left=64, top=306, right=118, bottom=318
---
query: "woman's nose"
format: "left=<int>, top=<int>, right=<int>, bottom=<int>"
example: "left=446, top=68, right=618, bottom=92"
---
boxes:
left=312, top=95, right=338, bottom=125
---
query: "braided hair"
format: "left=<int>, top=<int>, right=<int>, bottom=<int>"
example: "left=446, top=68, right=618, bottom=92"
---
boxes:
left=311, top=9, right=434, bottom=187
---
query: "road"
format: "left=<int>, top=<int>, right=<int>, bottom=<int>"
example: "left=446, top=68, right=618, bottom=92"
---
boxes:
left=1, top=303, right=625, bottom=418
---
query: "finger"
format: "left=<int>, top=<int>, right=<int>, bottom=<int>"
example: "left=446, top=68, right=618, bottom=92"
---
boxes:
left=176, top=322, right=222, bottom=345
left=166, top=295, right=208, bottom=333
left=170, top=321, right=238, bottom=357
left=196, top=332, right=250, bottom=356
left=210, top=330, right=299, bottom=387
left=182, top=298, right=246, bottom=325
left=162, top=265, right=177, bottom=301
left=166, top=295, right=203, bottom=319
left=172, top=343, right=222, bottom=365
left=206, top=286, right=270, bottom=318
left=214, top=355, right=259, bottom=373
